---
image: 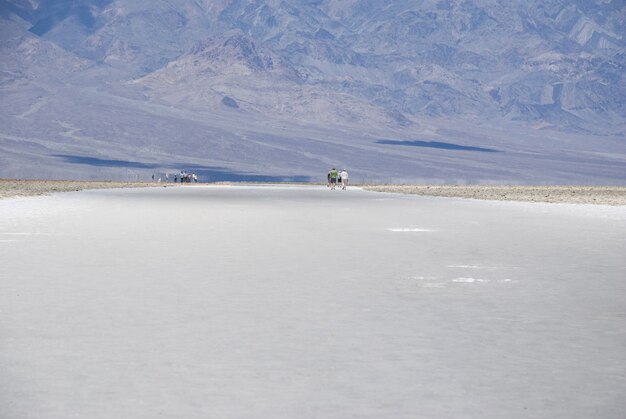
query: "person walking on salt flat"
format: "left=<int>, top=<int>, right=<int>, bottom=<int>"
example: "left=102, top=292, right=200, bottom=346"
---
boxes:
left=340, top=169, right=348, bottom=190
left=329, top=168, right=338, bottom=190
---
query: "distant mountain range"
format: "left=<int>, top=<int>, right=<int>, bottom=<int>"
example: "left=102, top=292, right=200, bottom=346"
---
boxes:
left=1, top=0, right=625, bottom=184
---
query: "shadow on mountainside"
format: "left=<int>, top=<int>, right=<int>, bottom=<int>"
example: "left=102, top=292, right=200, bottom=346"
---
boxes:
left=53, top=154, right=310, bottom=183
left=54, top=155, right=161, bottom=169
left=376, top=139, right=499, bottom=153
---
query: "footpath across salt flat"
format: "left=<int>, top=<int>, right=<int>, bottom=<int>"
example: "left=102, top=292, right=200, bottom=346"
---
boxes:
left=1, top=185, right=625, bottom=419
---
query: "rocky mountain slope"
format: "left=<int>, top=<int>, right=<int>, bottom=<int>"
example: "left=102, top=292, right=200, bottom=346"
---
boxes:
left=0, top=0, right=624, bottom=183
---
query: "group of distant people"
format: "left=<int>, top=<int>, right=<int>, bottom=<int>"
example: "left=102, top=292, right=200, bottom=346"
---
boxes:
left=152, top=171, right=198, bottom=183
left=177, top=171, right=197, bottom=183
left=327, top=168, right=348, bottom=190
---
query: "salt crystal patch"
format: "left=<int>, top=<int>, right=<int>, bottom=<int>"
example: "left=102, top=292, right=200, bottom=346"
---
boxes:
left=452, top=277, right=490, bottom=283
left=388, top=228, right=435, bottom=232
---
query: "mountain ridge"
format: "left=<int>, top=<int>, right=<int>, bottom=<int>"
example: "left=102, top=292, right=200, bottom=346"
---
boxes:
left=0, top=0, right=624, bottom=183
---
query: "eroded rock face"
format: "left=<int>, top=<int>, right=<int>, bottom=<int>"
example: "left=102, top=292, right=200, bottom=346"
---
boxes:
left=1, top=1, right=624, bottom=183
left=4, top=0, right=624, bottom=131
